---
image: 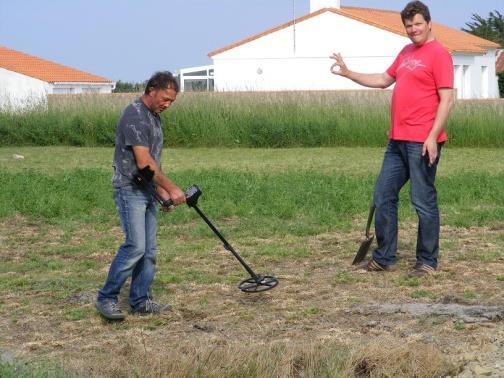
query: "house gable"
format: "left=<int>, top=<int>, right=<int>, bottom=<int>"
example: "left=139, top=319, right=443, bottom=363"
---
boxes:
left=211, top=11, right=408, bottom=61
left=209, top=6, right=500, bottom=58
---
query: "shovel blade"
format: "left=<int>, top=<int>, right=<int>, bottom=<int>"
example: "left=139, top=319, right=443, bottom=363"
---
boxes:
left=352, top=235, right=374, bottom=265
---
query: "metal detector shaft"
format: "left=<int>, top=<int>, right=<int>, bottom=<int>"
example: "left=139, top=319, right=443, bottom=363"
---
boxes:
left=192, top=204, right=259, bottom=280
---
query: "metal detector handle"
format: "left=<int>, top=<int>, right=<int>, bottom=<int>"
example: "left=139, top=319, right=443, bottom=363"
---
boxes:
left=149, top=189, right=174, bottom=208
left=132, top=171, right=174, bottom=208
left=160, top=197, right=174, bottom=208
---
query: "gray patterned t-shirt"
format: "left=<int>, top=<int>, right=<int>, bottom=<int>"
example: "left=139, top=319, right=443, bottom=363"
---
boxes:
left=112, top=98, right=163, bottom=188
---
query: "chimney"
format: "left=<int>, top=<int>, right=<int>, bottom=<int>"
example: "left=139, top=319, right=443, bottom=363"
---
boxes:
left=310, top=0, right=340, bottom=13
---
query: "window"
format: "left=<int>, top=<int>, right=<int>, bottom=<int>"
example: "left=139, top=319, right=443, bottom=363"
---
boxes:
left=52, top=87, right=74, bottom=94
left=83, top=87, right=100, bottom=94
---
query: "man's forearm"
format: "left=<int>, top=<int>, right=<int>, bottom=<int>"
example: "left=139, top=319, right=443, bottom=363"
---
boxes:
left=134, top=153, right=178, bottom=194
left=428, top=91, right=454, bottom=140
left=344, top=71, right=392, bottom=89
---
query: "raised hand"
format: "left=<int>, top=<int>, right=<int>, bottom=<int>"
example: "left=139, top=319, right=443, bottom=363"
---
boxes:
left=329, top=53, right=349, bottom=77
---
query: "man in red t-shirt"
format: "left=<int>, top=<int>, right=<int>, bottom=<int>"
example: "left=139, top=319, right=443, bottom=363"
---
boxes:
left=330, top=1, right=454, bottom=277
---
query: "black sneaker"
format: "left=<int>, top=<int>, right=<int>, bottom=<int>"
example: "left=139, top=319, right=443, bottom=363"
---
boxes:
left=130, top=299, right=172, bottom=316
left=95, top=300, right=125, bottom=320
left=356, top=259, right=396, bottom=272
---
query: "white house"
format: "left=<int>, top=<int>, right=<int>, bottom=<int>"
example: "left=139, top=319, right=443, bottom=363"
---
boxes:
left=208, top=0, right=500, bottom=99
left=0, top=45, right=115, bottom=111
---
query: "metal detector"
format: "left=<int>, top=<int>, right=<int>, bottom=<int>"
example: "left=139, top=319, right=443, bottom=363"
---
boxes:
left=133, top=167, right=279, bottom=293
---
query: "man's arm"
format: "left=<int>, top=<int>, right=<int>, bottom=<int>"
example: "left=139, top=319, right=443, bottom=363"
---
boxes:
left=132, top=146, right=186, bottom=205
left=422, top=88, right=454, bottom=166
left=330, top=53, right=395, bottom=89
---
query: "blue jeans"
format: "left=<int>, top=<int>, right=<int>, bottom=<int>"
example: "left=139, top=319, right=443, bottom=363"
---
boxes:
left=373, top=141, right=441, bottom=269
left=97, top=186, right=158, bottom=309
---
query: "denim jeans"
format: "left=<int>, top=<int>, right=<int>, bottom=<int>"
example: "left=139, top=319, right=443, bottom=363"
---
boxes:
left=97, top=186, right=158, bottom=309
left=372, top=141, right=441, bottom=269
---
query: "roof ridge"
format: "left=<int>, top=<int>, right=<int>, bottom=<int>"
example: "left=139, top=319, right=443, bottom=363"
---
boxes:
left=341, top=5, right=398, bottom=14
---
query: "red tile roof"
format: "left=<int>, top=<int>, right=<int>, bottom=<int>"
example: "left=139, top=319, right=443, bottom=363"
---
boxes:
left=497, top=50, right=504, bottom=73
left=0, top=45, right=112, bottom=83
left=209, top=6, right=500, bottom=57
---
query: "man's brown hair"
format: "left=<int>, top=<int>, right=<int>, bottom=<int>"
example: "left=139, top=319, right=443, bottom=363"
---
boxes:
left=400, top=1, right=431, bottom=24
left=144, top=71, right=180, bottom=94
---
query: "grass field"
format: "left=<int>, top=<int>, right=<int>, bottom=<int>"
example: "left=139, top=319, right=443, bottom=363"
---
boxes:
left=0, top=146, right=503, bottom=377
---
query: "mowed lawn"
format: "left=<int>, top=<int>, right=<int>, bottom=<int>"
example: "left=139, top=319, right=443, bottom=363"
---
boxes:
left=0, top=146, right=503, bottom=377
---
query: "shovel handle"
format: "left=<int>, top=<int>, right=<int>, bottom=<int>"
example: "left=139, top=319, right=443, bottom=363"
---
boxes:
left=365, top=205, right=375, bottom=238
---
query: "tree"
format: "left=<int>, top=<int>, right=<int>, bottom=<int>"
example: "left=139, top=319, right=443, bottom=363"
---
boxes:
left=113, top=80, right=146, bottom=93
left=463, top=10, right=504, bottom=97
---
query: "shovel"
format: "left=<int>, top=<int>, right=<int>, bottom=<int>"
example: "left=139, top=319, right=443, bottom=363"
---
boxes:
left=352, top=204, right=375, bottom=265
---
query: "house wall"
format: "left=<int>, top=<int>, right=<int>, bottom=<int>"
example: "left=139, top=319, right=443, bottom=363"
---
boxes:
left=453, top=50, right=499, bottom=99
left=0, top=67, right=50, bottom=111
left=212, top=11, right=499, bottom=99
left=0, top=68, right=115, bottom=111
left=213, top=11, right=409, bottom=91
left=50, top=82, right=115, bottom=94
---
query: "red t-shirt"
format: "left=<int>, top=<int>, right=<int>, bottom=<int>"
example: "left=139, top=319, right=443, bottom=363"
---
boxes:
left=386, top=39, right=453, bottom=142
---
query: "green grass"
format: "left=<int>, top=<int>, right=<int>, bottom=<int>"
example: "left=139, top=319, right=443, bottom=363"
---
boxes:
left=1, top=92, right=503, bottom=147
left=0, top=361, right=72, bottom=378
left=410, top=289, right=438, bottom=300
left=2, top=167, right=504, bottom=233
left=1, top=147, right=503, bottom=233
left=463, top=288, right=477, bottom=300
left=396, top=276, right=420, bottom=287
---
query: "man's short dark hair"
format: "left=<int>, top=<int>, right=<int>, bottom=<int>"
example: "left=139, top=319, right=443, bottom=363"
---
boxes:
left=401, top=1, right=431, bottom=24
left=145, top=71, right=180, bottom=94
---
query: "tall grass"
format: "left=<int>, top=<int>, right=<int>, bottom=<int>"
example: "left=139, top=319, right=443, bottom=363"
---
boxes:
left=0, top=92, right=502, bottom=147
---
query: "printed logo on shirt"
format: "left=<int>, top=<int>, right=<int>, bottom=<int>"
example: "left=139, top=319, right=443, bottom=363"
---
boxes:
left=398, top=56, right=426, bottom=71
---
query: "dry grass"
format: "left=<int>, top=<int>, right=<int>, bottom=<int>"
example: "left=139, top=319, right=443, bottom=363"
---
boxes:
left=66, top=338, right=349, bottom=378
left=345, top=335, right=453, bottom=377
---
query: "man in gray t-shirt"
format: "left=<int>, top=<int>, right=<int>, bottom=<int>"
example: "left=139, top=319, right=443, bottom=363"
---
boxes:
left=96, top=72, right=186, bottom=321
left=112, top=98, right=164, bottom=188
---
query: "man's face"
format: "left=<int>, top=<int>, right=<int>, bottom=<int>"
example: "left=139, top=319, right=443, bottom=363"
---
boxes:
left=404, top=13, right=431, bottom=46
left=148, top=87, right=177, bottom=114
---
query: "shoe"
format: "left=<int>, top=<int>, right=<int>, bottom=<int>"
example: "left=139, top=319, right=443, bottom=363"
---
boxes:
left=130, top=299, right=172, bottom=316
left=95, top=300, right=126, bottom=320
left=356, top=259, right=395, bottom=272
left=408, top=263, right=435, bottom=278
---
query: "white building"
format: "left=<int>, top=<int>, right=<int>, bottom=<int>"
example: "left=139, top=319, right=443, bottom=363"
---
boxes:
left=208, top=0, right=500, bottom=99
left=0, top=45, right=115, bottom=111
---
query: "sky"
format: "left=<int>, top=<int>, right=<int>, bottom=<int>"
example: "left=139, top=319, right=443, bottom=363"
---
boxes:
left=1, top=0, right=502, bottom=82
